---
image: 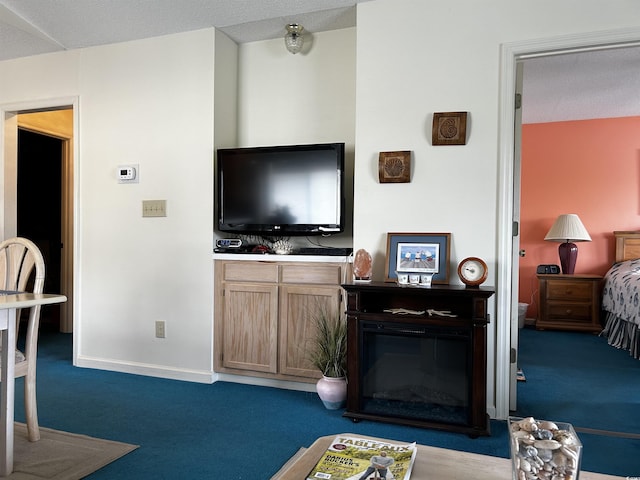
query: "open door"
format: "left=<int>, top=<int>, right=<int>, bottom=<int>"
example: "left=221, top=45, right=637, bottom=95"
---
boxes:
left=17, top=108, right=74, bottom=333
left=509, top=61, right=524, bottom=411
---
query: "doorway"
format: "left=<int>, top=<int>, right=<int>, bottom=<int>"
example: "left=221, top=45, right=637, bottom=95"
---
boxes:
left=2, top=106, right=75, bottom=333
left=497, top=29, right=640, bottom=419
left=17, top=129, right=63, bottom=330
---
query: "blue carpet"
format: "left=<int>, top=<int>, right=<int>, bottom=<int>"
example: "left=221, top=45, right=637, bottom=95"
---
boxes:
left=11, top=327, right=639, bottom=478
left=514, top=327, right=640, bottom=477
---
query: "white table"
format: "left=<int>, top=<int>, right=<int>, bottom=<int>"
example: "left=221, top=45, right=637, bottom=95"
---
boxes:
left=0, top=292, right=66, bottom=476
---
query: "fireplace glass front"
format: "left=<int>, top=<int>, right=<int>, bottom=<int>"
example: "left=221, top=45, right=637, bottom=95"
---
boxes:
left=360, top=320, right=472, bottom=426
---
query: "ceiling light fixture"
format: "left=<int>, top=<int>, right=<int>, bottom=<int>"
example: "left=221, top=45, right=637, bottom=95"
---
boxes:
left=284, top=24, right=304, bottom=54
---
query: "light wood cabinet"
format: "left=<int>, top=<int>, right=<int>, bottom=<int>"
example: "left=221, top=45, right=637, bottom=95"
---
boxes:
left=214, top=258, right=350, bottom=383
left=221, top=282, right=278, bottom=373
left=536, top=274, right=602, bottom=332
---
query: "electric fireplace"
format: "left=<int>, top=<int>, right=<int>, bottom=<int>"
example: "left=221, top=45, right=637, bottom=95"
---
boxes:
left=342, top=282, right=494, bottom=437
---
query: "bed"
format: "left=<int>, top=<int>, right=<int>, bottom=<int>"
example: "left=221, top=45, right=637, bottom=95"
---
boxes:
left=600, top=231, right=640, bottom=359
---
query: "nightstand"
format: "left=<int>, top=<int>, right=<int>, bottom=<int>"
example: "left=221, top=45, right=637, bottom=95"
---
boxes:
left=536, top=274, right=603, bottom=333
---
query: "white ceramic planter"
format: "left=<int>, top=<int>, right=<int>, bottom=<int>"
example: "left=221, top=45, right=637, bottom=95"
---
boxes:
left=316, top=375, right=347, bottom=410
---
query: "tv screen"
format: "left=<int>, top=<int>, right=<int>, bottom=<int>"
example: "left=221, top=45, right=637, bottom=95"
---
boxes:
left=216, top=142, right=345, bottom=236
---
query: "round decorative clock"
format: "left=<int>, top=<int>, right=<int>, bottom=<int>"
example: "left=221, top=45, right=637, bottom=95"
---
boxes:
left=457, top=257, right=488, bottom=287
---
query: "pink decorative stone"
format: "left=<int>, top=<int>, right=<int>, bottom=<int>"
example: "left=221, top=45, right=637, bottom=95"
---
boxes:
left=353, top=249, right=372, bottom=280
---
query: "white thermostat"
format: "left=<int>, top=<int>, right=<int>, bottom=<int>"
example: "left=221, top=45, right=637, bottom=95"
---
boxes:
left=117, top=164, right=139, bottom=184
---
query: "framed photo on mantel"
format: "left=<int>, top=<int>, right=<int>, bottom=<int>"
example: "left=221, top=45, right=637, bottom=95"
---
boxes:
left=385, top=232, right=451, bottom=284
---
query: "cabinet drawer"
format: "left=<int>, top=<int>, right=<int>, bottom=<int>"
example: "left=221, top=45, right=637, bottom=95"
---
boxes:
left=281, top=264, right=343, bottom=285
left=546, top=303, right=592, bottom=321
left=223, top=262, right=278, bottom=282
left=546, top=281, right=592, bottom=301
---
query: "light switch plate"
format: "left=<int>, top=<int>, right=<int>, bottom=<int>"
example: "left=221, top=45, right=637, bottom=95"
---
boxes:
left=142, top=200, right=166, bottom=217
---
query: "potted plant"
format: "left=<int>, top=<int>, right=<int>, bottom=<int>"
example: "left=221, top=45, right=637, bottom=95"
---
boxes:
left=308, top=306, right=348, bottom=409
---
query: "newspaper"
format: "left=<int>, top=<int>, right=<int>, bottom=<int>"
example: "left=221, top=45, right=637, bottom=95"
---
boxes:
left=306, top=434, right=417, bottom=480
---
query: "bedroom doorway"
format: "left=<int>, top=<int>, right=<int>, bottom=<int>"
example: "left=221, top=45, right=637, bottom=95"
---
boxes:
left=1, top=101, right=75, bottom=334
left=497, top=29, right=640, bottom=418
left=17, top=128, right=63, bottom=330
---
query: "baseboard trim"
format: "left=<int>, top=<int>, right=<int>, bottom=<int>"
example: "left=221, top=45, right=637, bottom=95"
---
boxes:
left=75, top=356, right=214, bottom=383
left=214, top=373, right=317, bottom=392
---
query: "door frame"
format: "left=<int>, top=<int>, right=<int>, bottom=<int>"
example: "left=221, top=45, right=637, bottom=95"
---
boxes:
left=496, top=28, right=640, bottom=419
left=1, top=97, right=78, bottom=334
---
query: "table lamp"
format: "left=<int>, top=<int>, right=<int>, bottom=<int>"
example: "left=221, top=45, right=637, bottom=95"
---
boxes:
left=544, top=213, right=591, bottom=274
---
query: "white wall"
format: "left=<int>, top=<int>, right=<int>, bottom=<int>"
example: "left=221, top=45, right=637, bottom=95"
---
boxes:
left=1, top=29, right=216, bottom=382
left=353, top=0, right=640, bottom=417
left=237, top=28, right=355, bottom=148
left=214, top=30, right=239, bottom=150
left=75, top=30, right=216, bottom=380
left=353, top=0, right=640, bottom=278
left=234, top=28, right=356, bottom=247
left=0, top=26, right=357, bottom=383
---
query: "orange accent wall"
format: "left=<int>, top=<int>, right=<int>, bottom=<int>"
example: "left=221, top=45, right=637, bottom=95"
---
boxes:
left=520, top=116, right=640, bottom=320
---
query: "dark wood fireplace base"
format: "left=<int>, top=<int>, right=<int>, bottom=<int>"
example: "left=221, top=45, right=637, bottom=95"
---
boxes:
left=344, top=410, right=491, bottom=438
left=342, top=282, right=495, bottom=437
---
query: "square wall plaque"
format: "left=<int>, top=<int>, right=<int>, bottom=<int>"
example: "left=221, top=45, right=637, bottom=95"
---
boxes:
left=432, top=112, right=468, bottom=145
left=379, top=151, right=411, bottom=183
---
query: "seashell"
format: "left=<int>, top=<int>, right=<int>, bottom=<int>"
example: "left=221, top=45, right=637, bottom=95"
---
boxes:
left=539, top=421, right=559, bottom=431
left=272, top=240, right=293, bottom=255
left=553, top=430, right=575, bottom=445
left=560, top=445, right=579, bottom=461
left=520, top=445, right=538, bottom=458
left=534, top=429, right=554, bottom=440
left=513, top=430, right=535, bottom=443
left=383, top=156, right=406, bottom=177
left=537, top=449, right=553, bottom=462
left=518, top=417, right=538, bottom=432
left=552, top=451, right=567, bottom=467
left=520, top=458, right=532, bottom=472
left=534, top=439, right=561, bottom=450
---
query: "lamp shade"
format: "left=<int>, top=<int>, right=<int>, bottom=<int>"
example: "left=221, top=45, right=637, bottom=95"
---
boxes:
left=544, top=214, right=591, bottom=243
left=544, top=214, right=591, bottom=274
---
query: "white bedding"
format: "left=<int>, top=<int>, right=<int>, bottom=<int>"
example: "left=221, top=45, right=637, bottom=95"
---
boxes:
left=601, top=258, right=640, bottom=358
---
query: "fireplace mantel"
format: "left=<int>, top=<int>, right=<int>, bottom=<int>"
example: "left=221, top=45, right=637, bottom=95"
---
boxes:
left=342, top=282, right=495, bottom=437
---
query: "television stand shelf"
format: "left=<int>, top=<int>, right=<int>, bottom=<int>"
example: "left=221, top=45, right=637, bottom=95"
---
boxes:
left=296, top=247, right=353, bottom=256
left=214, top=257, right=352, bottom=383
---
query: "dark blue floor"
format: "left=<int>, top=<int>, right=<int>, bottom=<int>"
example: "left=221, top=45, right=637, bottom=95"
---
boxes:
left=513, top=327, right=640, bottom=477
left=13, top=327, right=640, bottom=478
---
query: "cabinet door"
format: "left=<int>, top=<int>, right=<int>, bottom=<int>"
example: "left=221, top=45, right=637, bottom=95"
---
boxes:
left=279, top=285, right=342, bottom=379
left=222, top=283, right=278, bottom=374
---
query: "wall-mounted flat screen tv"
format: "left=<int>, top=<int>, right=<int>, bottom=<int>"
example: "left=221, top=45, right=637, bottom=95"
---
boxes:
left=216, top=142, right=345, bottom=236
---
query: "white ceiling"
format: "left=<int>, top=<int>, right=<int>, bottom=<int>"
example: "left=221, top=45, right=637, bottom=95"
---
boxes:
left=0, top=0, right=371, bottom=59
left=0, top=0, right=638, bottom=124
left=522, top=46, right=640, bottom=124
